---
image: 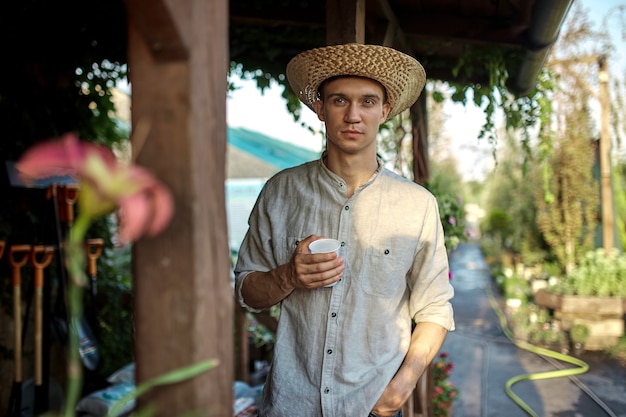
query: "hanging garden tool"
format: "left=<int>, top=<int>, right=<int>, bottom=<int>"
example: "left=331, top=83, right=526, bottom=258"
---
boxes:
left=48, top=183, right=101, bottom=373
left=86, top=238, right=103, bottom=297
left=48, top=184, right=79, bottom=225
left=77, top=238, right=104, bottom=371
left=30, top=246, right=55, bottom=388
left=6, top=244, right=32, bottom=417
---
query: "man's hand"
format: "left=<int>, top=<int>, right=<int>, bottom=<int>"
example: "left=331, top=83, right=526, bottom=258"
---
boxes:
left=239, top=235, right=344, bottom=309
left=370, top=373, right=412, bottom=417
left=285, top=235, right=344, bottom=290
left=372, top=322, right=449, bottom=416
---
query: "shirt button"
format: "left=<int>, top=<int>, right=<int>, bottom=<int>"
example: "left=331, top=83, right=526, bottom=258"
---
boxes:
left=331, top=312, right=337, bottom=317
left=344, top=205, right=350, bottom=211
left=384, top=249, right=390, bottom=255
left=324, top=388, right=330, bottom=394
left=340, top=241, right=345, bottom=247
left=327, top=349, right=333, bottom=355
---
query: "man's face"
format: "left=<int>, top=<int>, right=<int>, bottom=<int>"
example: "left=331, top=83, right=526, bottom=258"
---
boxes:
left=314, top=76, right=391, bottom=156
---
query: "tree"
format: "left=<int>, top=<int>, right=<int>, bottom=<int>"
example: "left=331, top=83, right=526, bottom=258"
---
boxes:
left=535, top=108, right=598, bottom=274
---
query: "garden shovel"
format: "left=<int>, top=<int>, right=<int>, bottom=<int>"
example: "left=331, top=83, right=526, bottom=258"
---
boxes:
left=6, top=244, right=32, bottom=417
left=77, top=238, right=104, bottom=371
left=86, top=238, right=103, bottom=297
left=30, top=246, right=55, bottom=387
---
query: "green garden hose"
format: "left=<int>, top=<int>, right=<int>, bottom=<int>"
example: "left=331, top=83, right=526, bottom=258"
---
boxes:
left=484, top=282, right=592, bottom=417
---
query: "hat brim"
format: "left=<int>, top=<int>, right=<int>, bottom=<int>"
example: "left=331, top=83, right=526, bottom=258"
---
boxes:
left=286, top=43, right=426, bottom=119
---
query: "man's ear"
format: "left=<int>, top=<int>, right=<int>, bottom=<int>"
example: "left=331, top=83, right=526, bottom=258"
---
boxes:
left=313, top=100, right=325, bottom=122
left=381, top=102, right=391, bottom=122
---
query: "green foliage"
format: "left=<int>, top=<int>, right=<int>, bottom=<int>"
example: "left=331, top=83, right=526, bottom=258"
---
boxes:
left=570, top=324, right=591, bottom=343
left=508, top=303, right=545, bottom=341
left=535, top=107, right=598, bottom=274
left=529, top=326, right=567, bottom=347
left=550, top=248, right=626, bottom=297
left=614, top=162, right=626, bottom=249
left=441, top=45, right=551, bottom=164
left=481, top=209, right=510, bottom=250
left=425, top=181, right=467, bottom=252
left=502, top=274, right=531, bottom=303
left=606, top=335, right=626, bottom=363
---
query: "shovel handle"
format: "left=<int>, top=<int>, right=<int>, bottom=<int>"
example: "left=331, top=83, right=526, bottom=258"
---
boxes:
left=86, top=238, right=104, bottom=276
left=63, top=185, right=79, bottom=224
left=0, top=240, right=5, bottom=260
left=31, top=246, right=55, bottom=288
left=10, top=245, right=32, bottom=286
left=9, top=245, right=31, bottom=384
left=30, top=246, right=54, bottom=386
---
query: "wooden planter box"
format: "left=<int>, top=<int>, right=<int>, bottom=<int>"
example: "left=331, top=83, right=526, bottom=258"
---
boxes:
left=534, top=289, right=625, bottom=351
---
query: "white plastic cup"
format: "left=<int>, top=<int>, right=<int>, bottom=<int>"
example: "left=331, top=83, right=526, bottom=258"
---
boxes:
left=309, top=238, right=341, bottom=255
left=308, top=238, right=341, bottom=287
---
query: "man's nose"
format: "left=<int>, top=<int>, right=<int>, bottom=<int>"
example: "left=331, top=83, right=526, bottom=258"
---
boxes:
left=344, top=103, right=360, bottom=123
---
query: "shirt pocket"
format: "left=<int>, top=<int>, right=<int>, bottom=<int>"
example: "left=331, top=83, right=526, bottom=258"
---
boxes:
left=360, top=245, right=413, bottom=298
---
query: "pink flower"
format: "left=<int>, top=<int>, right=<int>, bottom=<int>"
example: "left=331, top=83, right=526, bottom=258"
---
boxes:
left=448, top=216, right=456, bottom=226
left=15, top=133, right=174, bottom=244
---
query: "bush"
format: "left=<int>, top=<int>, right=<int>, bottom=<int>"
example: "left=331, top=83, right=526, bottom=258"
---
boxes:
left=550, top=249, right=626, bottom=297
left=570, top=324, right=590, bottom=344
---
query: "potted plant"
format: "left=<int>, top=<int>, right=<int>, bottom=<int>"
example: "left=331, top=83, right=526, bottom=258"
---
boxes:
left=569, top=323, right=590, bottom=355
left=432, top=352, right=459, bottom=417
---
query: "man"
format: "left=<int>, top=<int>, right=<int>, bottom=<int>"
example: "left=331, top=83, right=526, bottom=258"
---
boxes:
left=234, top=43, right=455, bottom=417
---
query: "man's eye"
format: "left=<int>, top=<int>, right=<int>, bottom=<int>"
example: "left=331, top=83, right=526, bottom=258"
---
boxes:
left=334, top=97, right=345, bottom=104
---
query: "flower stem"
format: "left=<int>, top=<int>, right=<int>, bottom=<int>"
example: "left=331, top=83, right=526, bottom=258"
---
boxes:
left=63, top=213, right=92, bottom=417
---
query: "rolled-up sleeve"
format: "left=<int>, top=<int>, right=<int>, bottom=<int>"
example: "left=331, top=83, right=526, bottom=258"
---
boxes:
left=408, top=196, right=455, bottom=331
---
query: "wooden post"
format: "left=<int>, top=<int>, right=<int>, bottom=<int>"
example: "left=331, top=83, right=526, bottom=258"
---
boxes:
left=411, top=94, right=429, bottom=185
left=126, top=0, right=233, bottom=415
left=598, top=55, right=614, bottom=252
left=326, top=0, right=365, bottom=45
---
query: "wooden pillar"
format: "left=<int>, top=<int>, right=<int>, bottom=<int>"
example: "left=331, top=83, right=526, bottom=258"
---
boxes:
left=326, top=0, right=365, bottom=44
left=411, top=93, right=429, bottom=185
left=598, top=55, right=614, bottom=252
left=126, top=0, right=233, bottom=416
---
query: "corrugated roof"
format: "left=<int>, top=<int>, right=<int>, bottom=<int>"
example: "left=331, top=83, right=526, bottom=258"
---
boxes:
left=227, top=127, right=321, bottom=171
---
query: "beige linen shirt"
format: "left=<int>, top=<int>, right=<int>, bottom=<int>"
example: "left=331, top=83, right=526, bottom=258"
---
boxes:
left=235, top=157, right=455, bottom=417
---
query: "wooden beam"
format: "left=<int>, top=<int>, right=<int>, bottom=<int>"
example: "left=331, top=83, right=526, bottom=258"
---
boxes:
left=326, top=0, right=366, bottom=44
left=373, top=0, right=412, bottom=54
left=126, top=0, right=233, bottom=415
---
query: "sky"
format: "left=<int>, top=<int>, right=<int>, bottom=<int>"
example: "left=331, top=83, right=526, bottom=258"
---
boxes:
left=226, top=0, right=625, bottom=182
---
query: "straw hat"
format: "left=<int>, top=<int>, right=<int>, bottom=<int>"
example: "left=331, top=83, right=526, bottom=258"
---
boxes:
left=286, top=43, right=426, bottom=119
